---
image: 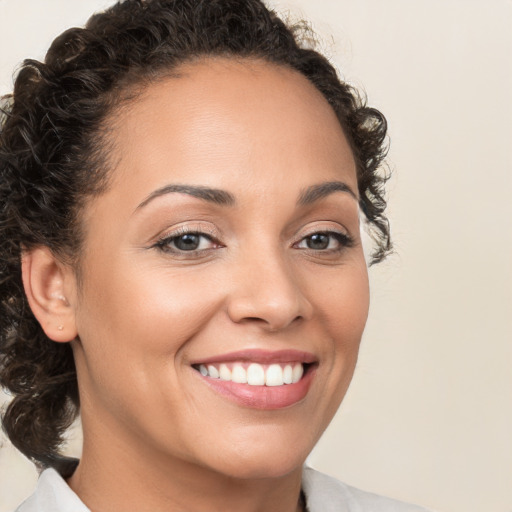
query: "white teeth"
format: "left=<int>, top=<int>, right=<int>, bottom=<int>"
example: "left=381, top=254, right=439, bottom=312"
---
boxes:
left=265, top=364, right=284, bottom=386
left=207, top=365, right=219, bottom=379
left=219, top=364, right=231, bottom=381
left=247, top=363, right=265, bottom=385
left=198, top=362, right=306, bottom=386
left=292, top=363, right=303, bottom=383
left=283, top=364, right=293, bottom=384
left=231, top=363, right=247, bottom=383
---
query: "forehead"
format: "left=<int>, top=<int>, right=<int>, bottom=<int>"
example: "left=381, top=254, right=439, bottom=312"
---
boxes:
left=102, top=58, right=356, bottom=205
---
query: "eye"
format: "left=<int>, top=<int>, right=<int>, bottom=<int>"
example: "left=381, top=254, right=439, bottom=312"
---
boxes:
left=155, top=231, right=218, bottom=253
left=296, top=231, right=353, bottom=251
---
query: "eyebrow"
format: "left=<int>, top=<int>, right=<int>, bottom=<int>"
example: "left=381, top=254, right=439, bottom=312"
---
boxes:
left=136, top=184, right=236, bottom=211
left=297, top=181, right=358, bottom=205
left=135, top=179, right=357, bottom=212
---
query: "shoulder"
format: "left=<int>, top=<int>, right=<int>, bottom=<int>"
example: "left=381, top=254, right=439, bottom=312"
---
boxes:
left=302, top=466, right=435, bottom=512
left=14, top=468, right=89, bottom=512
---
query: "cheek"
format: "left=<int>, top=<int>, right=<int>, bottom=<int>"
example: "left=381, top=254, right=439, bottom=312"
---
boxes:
left=72, top=260, right=228, bottom=437
left=314, top=261, right=370, bottom=341
left=310, top=260, right=369, bottom=394
left=77, top=262, right=225, bottom=355
left=290, top=259, right=369, bottom=438
left=72, top=259, right=226, bottom=404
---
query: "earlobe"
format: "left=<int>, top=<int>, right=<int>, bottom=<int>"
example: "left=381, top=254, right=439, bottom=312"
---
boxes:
left=21, top=246, right=78, bottom=343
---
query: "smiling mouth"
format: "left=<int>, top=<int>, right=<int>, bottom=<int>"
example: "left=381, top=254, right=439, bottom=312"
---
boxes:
left=192, top=362, right=310, bottom=387
left=190, top=350, right=317, bottom=409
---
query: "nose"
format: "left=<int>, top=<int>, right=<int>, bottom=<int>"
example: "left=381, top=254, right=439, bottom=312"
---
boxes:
left=226, top=251, right=313, bottom=331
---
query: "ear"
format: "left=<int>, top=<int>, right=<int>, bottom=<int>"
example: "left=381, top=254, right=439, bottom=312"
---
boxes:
left=21, top=246, right=78, bottom=343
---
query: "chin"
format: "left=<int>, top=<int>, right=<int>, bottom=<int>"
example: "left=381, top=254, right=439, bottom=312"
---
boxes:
left=198, top=432, right=313, bottom=481
left=187, top=407, right=328, bottom=481
left=211, top=453, right=306, bottom=481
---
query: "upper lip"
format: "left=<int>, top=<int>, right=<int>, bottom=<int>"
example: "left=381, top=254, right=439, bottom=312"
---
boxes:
left=190, top=349, right=317, bottom=366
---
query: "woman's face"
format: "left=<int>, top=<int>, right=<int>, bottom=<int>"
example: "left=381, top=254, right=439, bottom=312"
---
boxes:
left=68, top=59, right=369, bottom=479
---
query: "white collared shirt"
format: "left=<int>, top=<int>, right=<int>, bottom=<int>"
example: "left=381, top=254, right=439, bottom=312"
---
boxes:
left=14, top=466, right=434, bottom=512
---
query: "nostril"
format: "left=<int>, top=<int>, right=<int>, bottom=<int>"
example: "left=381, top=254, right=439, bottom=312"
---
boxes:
left=233, top=313, right=304, bottom=332
left=266, top=314, right=303, bottom=331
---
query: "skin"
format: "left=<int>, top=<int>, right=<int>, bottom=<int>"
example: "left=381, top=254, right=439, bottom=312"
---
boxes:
left=24, top=58, right=369, bottom=512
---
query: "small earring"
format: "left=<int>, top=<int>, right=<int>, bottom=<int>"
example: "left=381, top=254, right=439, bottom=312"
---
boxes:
left=57, top=325, right=64, bottom=331
left=51, top=293, right=69, bottom=305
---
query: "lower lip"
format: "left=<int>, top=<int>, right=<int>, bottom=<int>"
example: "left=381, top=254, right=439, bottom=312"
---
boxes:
left=196, top=366, right=316, bottom=410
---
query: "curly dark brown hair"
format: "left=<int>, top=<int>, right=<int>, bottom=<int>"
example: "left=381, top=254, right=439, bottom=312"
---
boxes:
left=0, top=0, right=390, bottom=474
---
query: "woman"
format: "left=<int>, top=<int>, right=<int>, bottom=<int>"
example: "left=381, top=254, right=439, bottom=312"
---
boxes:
left=0, top=0, right=431, bottom=510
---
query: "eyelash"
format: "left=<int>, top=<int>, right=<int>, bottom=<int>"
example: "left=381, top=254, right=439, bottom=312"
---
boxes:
left=294, top=231, right=354, bottom=253
left=153, top=228, right=354, bottom=256
left=154, top=227, right=220, bottom=255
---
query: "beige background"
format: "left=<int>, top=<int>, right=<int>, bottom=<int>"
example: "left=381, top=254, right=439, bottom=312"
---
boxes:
left=1, top=0, right=511, bottom=511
